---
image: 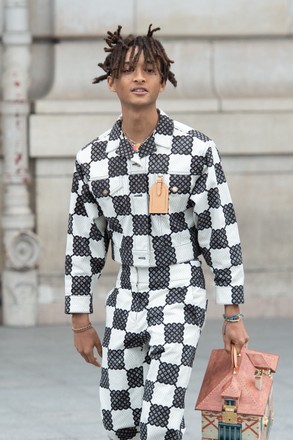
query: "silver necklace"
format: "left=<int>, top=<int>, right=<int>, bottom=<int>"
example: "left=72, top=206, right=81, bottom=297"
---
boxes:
left=123, top=130, right=153, bottom=151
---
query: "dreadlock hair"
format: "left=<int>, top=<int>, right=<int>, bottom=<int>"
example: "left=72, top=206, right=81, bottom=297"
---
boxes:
left=93, top=24, right=177, bottom=87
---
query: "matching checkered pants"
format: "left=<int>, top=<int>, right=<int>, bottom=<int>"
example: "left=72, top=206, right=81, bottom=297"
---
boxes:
left=100, top=260, right=207, bottom=439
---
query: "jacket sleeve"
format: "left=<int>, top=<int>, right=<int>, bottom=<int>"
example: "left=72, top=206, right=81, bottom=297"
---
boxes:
left=65, top=154, right=109, bottom=314
left=190, top=142, right=244, bottom=305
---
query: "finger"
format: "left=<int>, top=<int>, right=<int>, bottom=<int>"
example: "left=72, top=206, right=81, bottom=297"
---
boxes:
left=94, top=337, right=103, bottom=358
left=87, top=354, right=101, bottom=368
left=224, top=335, right=242, bottom=355
left=81, top=351, right=100, bottom=367
left=236, top=338, right=248, bottom=352
left=81, top=354, right=89, bottom=363
left=222, top=323, right=231, bottom=353
left=223, top=337, right=232, bottom=354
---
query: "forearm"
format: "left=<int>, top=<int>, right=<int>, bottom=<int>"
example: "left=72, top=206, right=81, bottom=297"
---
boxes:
left=224, top=304, right=241, bottom=316
left=72, top=313, right=91, bottom=327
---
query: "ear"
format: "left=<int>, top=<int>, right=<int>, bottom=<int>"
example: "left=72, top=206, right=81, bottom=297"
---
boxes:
left=159, top=80, right=166, bottom=93
left=107, top=75, right=116, bottom=92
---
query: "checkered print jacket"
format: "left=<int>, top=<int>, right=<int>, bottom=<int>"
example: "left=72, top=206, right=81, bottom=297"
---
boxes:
left=65, top=110, right=244, bottom=313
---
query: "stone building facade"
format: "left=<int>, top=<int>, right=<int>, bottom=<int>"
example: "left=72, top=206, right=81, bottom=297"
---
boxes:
left=1, top=0, right=293, bottom=325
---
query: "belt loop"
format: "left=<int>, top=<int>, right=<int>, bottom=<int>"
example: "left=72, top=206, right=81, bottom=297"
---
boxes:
left=136, top=266, right=150, bottom=292
left=130, top=266, right=138, bottom=292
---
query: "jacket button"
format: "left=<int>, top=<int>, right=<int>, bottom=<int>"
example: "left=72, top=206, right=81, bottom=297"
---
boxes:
left=102, top=189, right=109, bottom=196
left=171, top=186, right=178, bottom=193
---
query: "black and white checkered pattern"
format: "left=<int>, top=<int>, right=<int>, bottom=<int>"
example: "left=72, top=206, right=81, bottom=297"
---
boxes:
left=100, top=261, right=207, bottom=439
left=65, top=109, right=244, bottom=312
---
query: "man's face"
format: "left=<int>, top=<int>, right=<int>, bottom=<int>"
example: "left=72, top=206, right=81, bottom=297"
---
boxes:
left=107, top=47, right=166, bottom=109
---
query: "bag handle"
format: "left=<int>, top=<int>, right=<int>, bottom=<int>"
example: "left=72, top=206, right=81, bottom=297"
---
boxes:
left=231, top=344, right=239, bottom=373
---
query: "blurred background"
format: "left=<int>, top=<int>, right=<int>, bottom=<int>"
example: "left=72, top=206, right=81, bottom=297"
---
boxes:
left=0, top=0, right=293, bottom=327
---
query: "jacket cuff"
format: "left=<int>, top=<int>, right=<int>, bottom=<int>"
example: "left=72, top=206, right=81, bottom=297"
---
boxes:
left=215, top=285, right=245, bottom=305
left=65, top=295, right=93, bottom=314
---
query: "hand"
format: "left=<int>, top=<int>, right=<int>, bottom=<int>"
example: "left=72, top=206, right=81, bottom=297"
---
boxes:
left=222, top=318, right=249, bottom=355
left=222, top=305, right=249, bottom=355
left=72, top=314, right=102, bottom=367
left=73, top=326, right=102, bottom=367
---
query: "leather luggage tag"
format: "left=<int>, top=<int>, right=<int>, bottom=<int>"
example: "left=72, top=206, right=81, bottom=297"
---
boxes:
left=149, top=175, right=169, bottom=214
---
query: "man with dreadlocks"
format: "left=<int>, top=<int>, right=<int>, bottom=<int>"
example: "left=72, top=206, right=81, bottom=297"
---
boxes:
left=65, top=25, right=248, bottom=440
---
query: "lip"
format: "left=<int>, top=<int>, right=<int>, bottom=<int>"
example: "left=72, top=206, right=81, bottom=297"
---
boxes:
left=131, top=87, right=148, bottom=94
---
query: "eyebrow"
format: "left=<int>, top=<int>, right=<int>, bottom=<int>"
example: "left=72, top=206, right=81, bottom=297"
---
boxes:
left=124, top=59, right=154, bottom=65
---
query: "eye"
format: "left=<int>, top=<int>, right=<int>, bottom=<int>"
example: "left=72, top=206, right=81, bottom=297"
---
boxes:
left=122, top=65, right=134, bottom=74
left=145, top=65, right=156, bottom=74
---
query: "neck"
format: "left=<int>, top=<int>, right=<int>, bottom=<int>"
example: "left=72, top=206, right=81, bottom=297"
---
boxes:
left=121, top=106, right=159, bottom=143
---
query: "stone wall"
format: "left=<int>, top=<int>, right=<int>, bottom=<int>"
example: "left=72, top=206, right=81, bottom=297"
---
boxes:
left=1, top=0, right=293, bottom=323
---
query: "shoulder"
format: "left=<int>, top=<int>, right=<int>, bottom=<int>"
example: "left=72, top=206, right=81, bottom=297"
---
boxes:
left=170, top=115, right=216, bottom=157
left=159, top=109, right=212, bottom=148
left=173, top=119, right=211, bottom=144
left=76, top=128, right=112, bottom=164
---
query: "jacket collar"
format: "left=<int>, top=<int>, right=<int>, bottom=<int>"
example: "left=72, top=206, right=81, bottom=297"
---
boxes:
left=107, top=109, right=174, bottom=159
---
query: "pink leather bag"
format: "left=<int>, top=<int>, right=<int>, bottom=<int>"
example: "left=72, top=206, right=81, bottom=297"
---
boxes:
left=195, top=346, right=279, bottom=439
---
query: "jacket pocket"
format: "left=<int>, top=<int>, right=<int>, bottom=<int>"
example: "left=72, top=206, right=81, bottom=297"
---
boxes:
left=90, top=175, right=122, bottom=199
left=168, top=173, right=193, bottom=213
left=89, top=176, right=128, bottom=220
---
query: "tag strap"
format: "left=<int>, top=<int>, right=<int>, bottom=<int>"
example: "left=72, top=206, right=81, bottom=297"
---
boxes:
left=149, top=175, right=169, bottom=214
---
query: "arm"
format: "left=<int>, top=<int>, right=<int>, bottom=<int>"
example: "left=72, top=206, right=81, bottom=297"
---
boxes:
left=191, top=143, right=249, bottom=352
left=65, top=154, right=109, bottom=367
left=65, top=157, right=109, bottom=314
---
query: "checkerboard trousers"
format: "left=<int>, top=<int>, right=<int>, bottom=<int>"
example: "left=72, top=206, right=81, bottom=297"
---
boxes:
left=99, top=261, right=207, bottom=439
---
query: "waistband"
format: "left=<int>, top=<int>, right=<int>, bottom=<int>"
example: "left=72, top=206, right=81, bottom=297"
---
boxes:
left=116, top=260, right=204, bottom=292
left=112, top=241, right=199, bottom=267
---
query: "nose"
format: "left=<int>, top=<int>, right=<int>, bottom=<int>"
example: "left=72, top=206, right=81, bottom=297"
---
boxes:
left=133, top=66, right=145, bottom=82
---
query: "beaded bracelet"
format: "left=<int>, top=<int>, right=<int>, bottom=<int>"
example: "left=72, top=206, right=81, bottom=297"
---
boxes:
left=223, top=313, right=244, bottom=323
left=72, top=322, right=92, bottom=333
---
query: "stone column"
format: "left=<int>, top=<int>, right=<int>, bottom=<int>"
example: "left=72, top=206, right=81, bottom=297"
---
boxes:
left=1, top=0, right=40, bottom=326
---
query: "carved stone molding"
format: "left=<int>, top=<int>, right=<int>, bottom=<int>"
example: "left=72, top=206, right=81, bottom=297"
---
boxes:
left=1, top=0, right=39, bottom=326
left=6, top=230, right=40, bottom=270
left=2, top=269, right=38, bottom=326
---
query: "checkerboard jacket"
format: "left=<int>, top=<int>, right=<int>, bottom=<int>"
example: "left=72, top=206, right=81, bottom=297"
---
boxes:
left=65, top=110, right=244, bottom=314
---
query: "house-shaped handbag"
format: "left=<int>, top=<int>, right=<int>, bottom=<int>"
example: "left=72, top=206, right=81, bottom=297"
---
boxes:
left=195, top=347, right=279, bottom=440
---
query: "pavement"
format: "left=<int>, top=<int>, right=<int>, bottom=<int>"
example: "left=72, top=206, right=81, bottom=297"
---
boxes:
left=0, top=317, right=292, bottom=440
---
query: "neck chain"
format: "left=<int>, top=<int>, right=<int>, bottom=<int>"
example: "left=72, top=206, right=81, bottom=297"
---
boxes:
left=123, top=130, right=154, bottom=152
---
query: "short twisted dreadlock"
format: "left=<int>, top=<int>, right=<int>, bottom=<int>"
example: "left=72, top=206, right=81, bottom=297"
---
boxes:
left=93, top=24, right=177, bottom=87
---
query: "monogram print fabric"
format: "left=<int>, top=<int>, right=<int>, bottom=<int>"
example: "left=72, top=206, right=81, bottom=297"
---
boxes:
left=100, top=262, right=207, bottom=439
left=65, top=110, right=244, bottom=314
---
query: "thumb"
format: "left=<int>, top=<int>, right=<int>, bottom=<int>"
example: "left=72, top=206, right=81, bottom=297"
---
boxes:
left=94, top=333, right=103, bottom=358
left=222, top=321, right=232, bottom=353
left=224, top=338, right=232, bottom=354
